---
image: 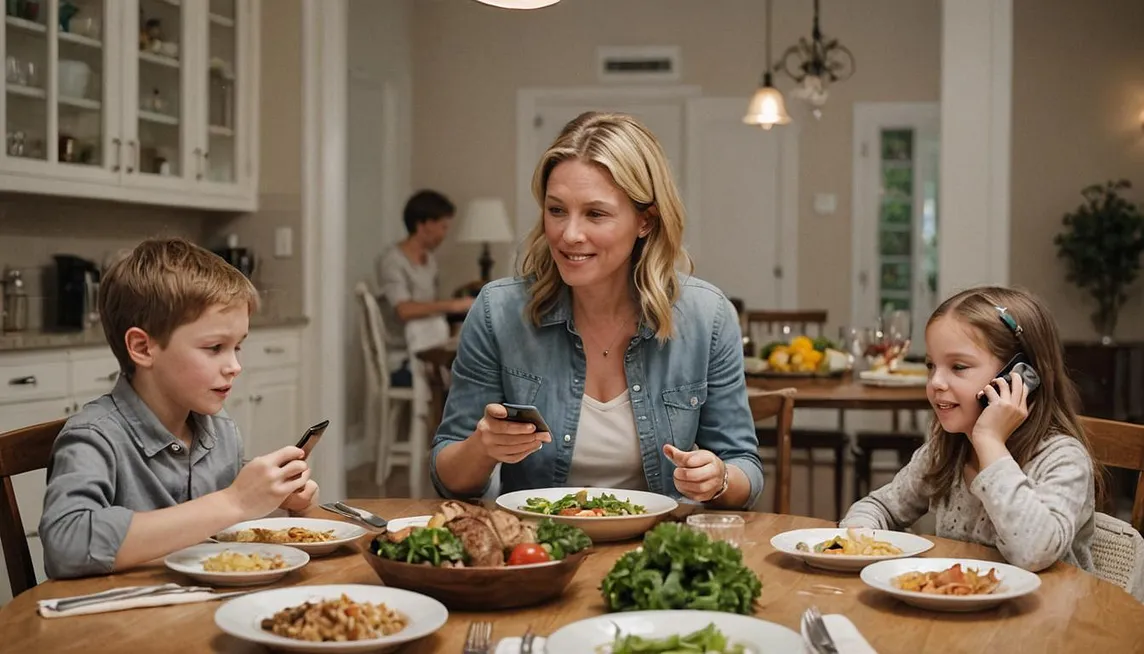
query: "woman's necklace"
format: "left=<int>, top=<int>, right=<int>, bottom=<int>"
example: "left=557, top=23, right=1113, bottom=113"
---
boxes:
left=581, top=313, right=635, bottom=358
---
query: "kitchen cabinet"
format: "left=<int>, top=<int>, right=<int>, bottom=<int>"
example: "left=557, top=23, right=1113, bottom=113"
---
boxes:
left=0, top=0, right=259, bottom=211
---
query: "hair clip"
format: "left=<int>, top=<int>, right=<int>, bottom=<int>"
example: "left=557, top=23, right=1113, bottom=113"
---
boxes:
left=995, top=306, right=1024, bottom=338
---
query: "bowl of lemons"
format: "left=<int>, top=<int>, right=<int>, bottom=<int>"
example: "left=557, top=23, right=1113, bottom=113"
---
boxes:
left=747, top=336, right=850, bottom=377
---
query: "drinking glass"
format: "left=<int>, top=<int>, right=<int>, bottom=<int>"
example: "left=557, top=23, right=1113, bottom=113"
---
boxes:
left=686, top=513, right=745, bottom=548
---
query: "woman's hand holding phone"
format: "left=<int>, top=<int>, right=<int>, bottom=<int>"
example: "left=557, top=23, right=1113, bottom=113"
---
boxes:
left=475, top=403, right=552, bottom=464
left=970, top=371, right=1030, bottom=465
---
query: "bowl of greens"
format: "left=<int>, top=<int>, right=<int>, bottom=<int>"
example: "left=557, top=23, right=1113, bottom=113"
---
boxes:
left=364, top=501, right=592, bottom=610
left=545, top=612, right=805, bottom=654
left=496, top=488, right=679, bottom=542
left=600, top=522, right=762, bottom=614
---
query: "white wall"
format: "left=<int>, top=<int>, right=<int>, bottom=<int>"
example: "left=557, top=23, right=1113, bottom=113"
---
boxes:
left=345, top=0, right=413, bottom=463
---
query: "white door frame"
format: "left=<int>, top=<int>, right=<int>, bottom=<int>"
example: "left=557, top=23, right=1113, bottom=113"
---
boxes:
left=301, top=0, right=347, bottom=499
left=851, top=102, right=940, bottom=335
left=515, top=85, right=701, bottom=240
left=683, top=98, right=799, bottom=310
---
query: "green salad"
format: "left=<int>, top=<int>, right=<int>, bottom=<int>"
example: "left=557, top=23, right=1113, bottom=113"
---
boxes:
left=522, top=490, right=647, bottom=517
left=600, top=523, right=762, bottom=614
left=604, top=624, right=748, bottom=654
left=372, top=527, right=468, bottom=566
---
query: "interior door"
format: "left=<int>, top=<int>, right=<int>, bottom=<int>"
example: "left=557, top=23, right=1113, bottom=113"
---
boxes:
left=684, top=97, right=798, bottom=311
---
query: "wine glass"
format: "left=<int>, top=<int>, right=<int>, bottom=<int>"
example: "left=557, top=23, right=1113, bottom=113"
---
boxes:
left=881, top=309, right=913, bottom=370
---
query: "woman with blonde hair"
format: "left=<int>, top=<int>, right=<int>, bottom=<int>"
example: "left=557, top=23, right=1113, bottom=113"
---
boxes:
left=430, top=111, right=763, bottom=508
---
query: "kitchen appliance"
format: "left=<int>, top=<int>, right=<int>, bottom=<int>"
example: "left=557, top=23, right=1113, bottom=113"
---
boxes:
left=54, top=254, right=100, bottom=330
left=1, top=268, right=28, bottom=333
left=213, top=234, right=256, bottom=279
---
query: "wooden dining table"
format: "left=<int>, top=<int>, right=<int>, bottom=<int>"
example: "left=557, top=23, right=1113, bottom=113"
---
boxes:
left=746, top=373, right=931, bottom=412
left=2, top=498, right=1142, bottom=653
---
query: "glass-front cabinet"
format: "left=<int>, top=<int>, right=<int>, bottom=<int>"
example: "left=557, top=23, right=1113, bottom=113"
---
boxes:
left=0, top=0, right=258, bottom=209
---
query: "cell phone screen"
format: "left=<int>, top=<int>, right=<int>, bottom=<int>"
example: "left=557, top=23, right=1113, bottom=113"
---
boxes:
left=295, top=419, right=330, bottom=459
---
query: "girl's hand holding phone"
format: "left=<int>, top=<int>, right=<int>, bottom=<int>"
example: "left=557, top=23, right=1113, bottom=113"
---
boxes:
left=475, top=403, right=552, bottom=464
left=971, top=371, right=1030, bottom=451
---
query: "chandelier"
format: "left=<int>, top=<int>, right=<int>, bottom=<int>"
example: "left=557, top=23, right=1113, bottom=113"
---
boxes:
left=743, top=0, right=791, bottom=130
left=775, top=0, right=855, bottom=118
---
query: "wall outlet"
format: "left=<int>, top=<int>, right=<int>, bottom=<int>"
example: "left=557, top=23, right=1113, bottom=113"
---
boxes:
left=274, top=227, right=293, bottom=258
left=813, top=192, right=837, bottom=215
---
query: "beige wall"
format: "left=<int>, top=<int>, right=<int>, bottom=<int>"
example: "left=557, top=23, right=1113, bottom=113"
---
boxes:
left=1010, top=0, right=1144, bottom=342
left=410, top=0, right=942, bottom=329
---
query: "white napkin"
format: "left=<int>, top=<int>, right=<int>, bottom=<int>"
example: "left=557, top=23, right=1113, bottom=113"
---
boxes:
left=38, top=583, right=236, bottom=619
left=495, top=637, right=548, bottom=654
left=801, top=614, right=878, bottom=654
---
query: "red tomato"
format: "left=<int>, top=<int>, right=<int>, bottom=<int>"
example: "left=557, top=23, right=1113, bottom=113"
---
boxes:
left=507, top=543, right=551, bottom=566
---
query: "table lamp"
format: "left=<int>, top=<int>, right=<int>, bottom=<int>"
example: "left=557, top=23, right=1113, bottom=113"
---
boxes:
left=455, top=197, right=514, bottom=282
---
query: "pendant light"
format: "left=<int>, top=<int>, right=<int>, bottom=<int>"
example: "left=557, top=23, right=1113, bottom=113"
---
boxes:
left=744, top=0, right=791, bottom=129
left=472, top=0, right=561, bottom=8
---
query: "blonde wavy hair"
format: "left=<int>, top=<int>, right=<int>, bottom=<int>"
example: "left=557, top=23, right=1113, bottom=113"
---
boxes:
left=518, top=111, right=692, bottom=341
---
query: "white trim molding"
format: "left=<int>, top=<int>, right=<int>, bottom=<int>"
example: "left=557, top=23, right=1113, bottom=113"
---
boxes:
left=938, top=0, right=1013, bottom=296
left=301, top=0, right=348, bottom=500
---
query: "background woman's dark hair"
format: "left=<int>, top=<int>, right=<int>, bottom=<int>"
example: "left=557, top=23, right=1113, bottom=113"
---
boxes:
left=402, top=189, right=455, bottom=235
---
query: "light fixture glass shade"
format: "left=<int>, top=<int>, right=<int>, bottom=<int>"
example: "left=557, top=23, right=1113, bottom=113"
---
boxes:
left=743, top=84, right=792, bottom=130
left=456, top=198, right=515, bottom=244
left=472, top=0, right=561, bottom=8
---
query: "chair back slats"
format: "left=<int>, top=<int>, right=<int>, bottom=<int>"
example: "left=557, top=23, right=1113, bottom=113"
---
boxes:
left=0, top=418, right=65, bottom=598
left=748, top=388, right=796, bottom=515
left=1080, top=415, right=1144, bottom=533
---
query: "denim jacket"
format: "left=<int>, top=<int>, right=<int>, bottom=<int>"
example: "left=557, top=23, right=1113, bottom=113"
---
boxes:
left=429, top=274, right=764, bottom=509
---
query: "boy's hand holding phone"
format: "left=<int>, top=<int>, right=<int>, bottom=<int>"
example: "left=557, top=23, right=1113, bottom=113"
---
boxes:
left=475, top=403, right=552, bottom=464
left=225, top=446, right=311, bottom=519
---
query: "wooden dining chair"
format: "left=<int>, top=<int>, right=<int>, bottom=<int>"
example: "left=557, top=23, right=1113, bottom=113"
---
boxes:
left=0, top=418, right=65, bottom=598
left=748, top=387, right=796, bottom=515
left=415, top=346, right=457, bottom=439
left=746, top=309, right=847, bottom=519
left=1081, top=415, right=1144, bottom=532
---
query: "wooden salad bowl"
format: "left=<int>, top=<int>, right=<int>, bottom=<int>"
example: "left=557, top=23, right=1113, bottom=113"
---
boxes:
left=363, top=547, right=591, bottom=610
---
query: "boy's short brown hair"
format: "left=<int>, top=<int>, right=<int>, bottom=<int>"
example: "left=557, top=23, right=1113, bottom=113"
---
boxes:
left=100, top=238, right=259, bottom=376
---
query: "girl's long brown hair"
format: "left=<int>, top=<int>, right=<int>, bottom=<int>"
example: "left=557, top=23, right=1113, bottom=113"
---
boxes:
left=921, top=286, right=1105, bottom=505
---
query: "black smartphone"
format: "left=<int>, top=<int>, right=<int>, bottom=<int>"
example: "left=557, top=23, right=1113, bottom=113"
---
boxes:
left=501, top=403, right=552, bottom=433
left=978, top=354, right=1041, bottom=408
left=295, top=419, right=330, bottom=459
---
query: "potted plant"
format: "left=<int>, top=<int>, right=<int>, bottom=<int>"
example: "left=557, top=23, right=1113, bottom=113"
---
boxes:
left=1054, top=179, right=1144, bottom=343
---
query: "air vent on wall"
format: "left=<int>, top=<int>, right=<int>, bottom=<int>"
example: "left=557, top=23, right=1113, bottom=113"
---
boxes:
left=597, top=46, right=681, bottom=83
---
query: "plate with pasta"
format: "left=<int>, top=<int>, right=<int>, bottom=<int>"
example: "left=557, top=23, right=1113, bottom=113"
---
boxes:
left=165, top=542, right=310, bottom=586
left=770, top=527, right=934, bottom=571
left=860, top=558, right=1041, bottom=611
left=214, top=584, right=448, bottom=652
left=215, top=517, right=368, bottom=557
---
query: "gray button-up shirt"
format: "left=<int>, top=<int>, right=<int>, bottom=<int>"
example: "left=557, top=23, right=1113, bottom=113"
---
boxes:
left=39, top=377, right=243, bottom=579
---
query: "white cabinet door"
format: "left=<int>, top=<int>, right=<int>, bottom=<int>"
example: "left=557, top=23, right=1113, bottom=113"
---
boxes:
left=247, top=370, right=298, bottom=459
left=0, top=398, right=69, bottom=606
left=225, top=373, right=254, bottom=457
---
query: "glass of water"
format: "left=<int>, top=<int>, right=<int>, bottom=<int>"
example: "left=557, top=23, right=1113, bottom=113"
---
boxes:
left=686, top=513, right=746, bottom=548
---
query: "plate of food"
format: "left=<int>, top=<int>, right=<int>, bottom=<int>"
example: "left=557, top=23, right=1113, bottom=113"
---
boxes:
left=214, top=584, right=447, bottom=653
left=165, top=542, right=309, bottom=587
left=545, top=610, right=805, bottom=654
left=770, top=527, right=934, bottom=571
left=858, top=362, right=929, bottom=387
left=495, top=488, right=678, bottom=542
left=364, top=501, right=592, bottom=610
left=215, top=517, right=367, bottom=557
left=860, top=557, right=1041, bottom=611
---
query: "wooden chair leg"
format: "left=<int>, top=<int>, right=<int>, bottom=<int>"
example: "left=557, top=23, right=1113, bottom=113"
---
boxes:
left=834, top=443, right=845, bottom=521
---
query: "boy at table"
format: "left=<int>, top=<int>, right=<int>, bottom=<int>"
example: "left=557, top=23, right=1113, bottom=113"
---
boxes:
left=39, top=238, right=319, bottom=579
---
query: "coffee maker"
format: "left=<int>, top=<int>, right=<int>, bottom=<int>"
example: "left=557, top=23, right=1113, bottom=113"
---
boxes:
left=54, top=254, right=100, bottom=330
left=213, top=234, right=256, bottom=279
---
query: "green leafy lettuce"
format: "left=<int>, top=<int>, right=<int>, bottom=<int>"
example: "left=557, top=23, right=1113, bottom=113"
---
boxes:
left=371, top=527, right=467, bottom=566
left=608, top=623, right=747, bottom=654
left=536, top=518, right=592, bottom=560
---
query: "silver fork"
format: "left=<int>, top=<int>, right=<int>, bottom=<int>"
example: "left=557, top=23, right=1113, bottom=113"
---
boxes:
left=802, top=606, right=839, bottom=654
left=520, top=626, right=535, bottom=654
left=463, top=620, right=493, bottom=654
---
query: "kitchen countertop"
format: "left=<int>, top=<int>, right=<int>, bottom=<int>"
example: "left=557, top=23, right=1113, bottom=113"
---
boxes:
left=0, top=315, right=310, bottom=354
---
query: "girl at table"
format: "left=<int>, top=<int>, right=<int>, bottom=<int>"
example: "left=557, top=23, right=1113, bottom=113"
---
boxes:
left=841, top=286, right=1102, bottom=572
left=429, top=111, right=763, bottom=509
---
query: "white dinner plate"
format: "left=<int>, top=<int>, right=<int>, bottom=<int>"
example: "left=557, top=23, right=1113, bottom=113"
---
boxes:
left=770, top=528, right=934, bottom=571
left=165, top=542, right=309, bottom=587
left=860, top=557, right=1041, bottom=612
left=495, top=487, right=678, bottom=542
left=858, top=369, right=928, bottom=387
left=383, top=515, right=431, bottom=532
left=215, top=517, right=367, bottom=557
left=545, top=610, right=806, bottom=654
left=214, top=584, right=448, bottom=653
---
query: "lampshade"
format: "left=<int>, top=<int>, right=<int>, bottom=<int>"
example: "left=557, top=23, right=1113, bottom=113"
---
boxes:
left=472, top=0, right=561, bottom=8
left=455, top=198, right=514, bottom=244
left=743, top=79, right=792, bottom=130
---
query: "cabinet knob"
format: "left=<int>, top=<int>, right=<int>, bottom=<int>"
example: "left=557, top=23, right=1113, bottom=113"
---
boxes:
left=8, top=375, right=36, bottom=386
left=264, top=346, right=286, bottom=355
left=64, top=405, right=71, bottom=415
left=103, top=371, right=119, bottom=382
left=252, top=394, right=263, bottom=403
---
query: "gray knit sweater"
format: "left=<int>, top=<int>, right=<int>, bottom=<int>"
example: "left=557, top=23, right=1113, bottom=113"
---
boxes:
left=840, top=433, right=1095, bottom=572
